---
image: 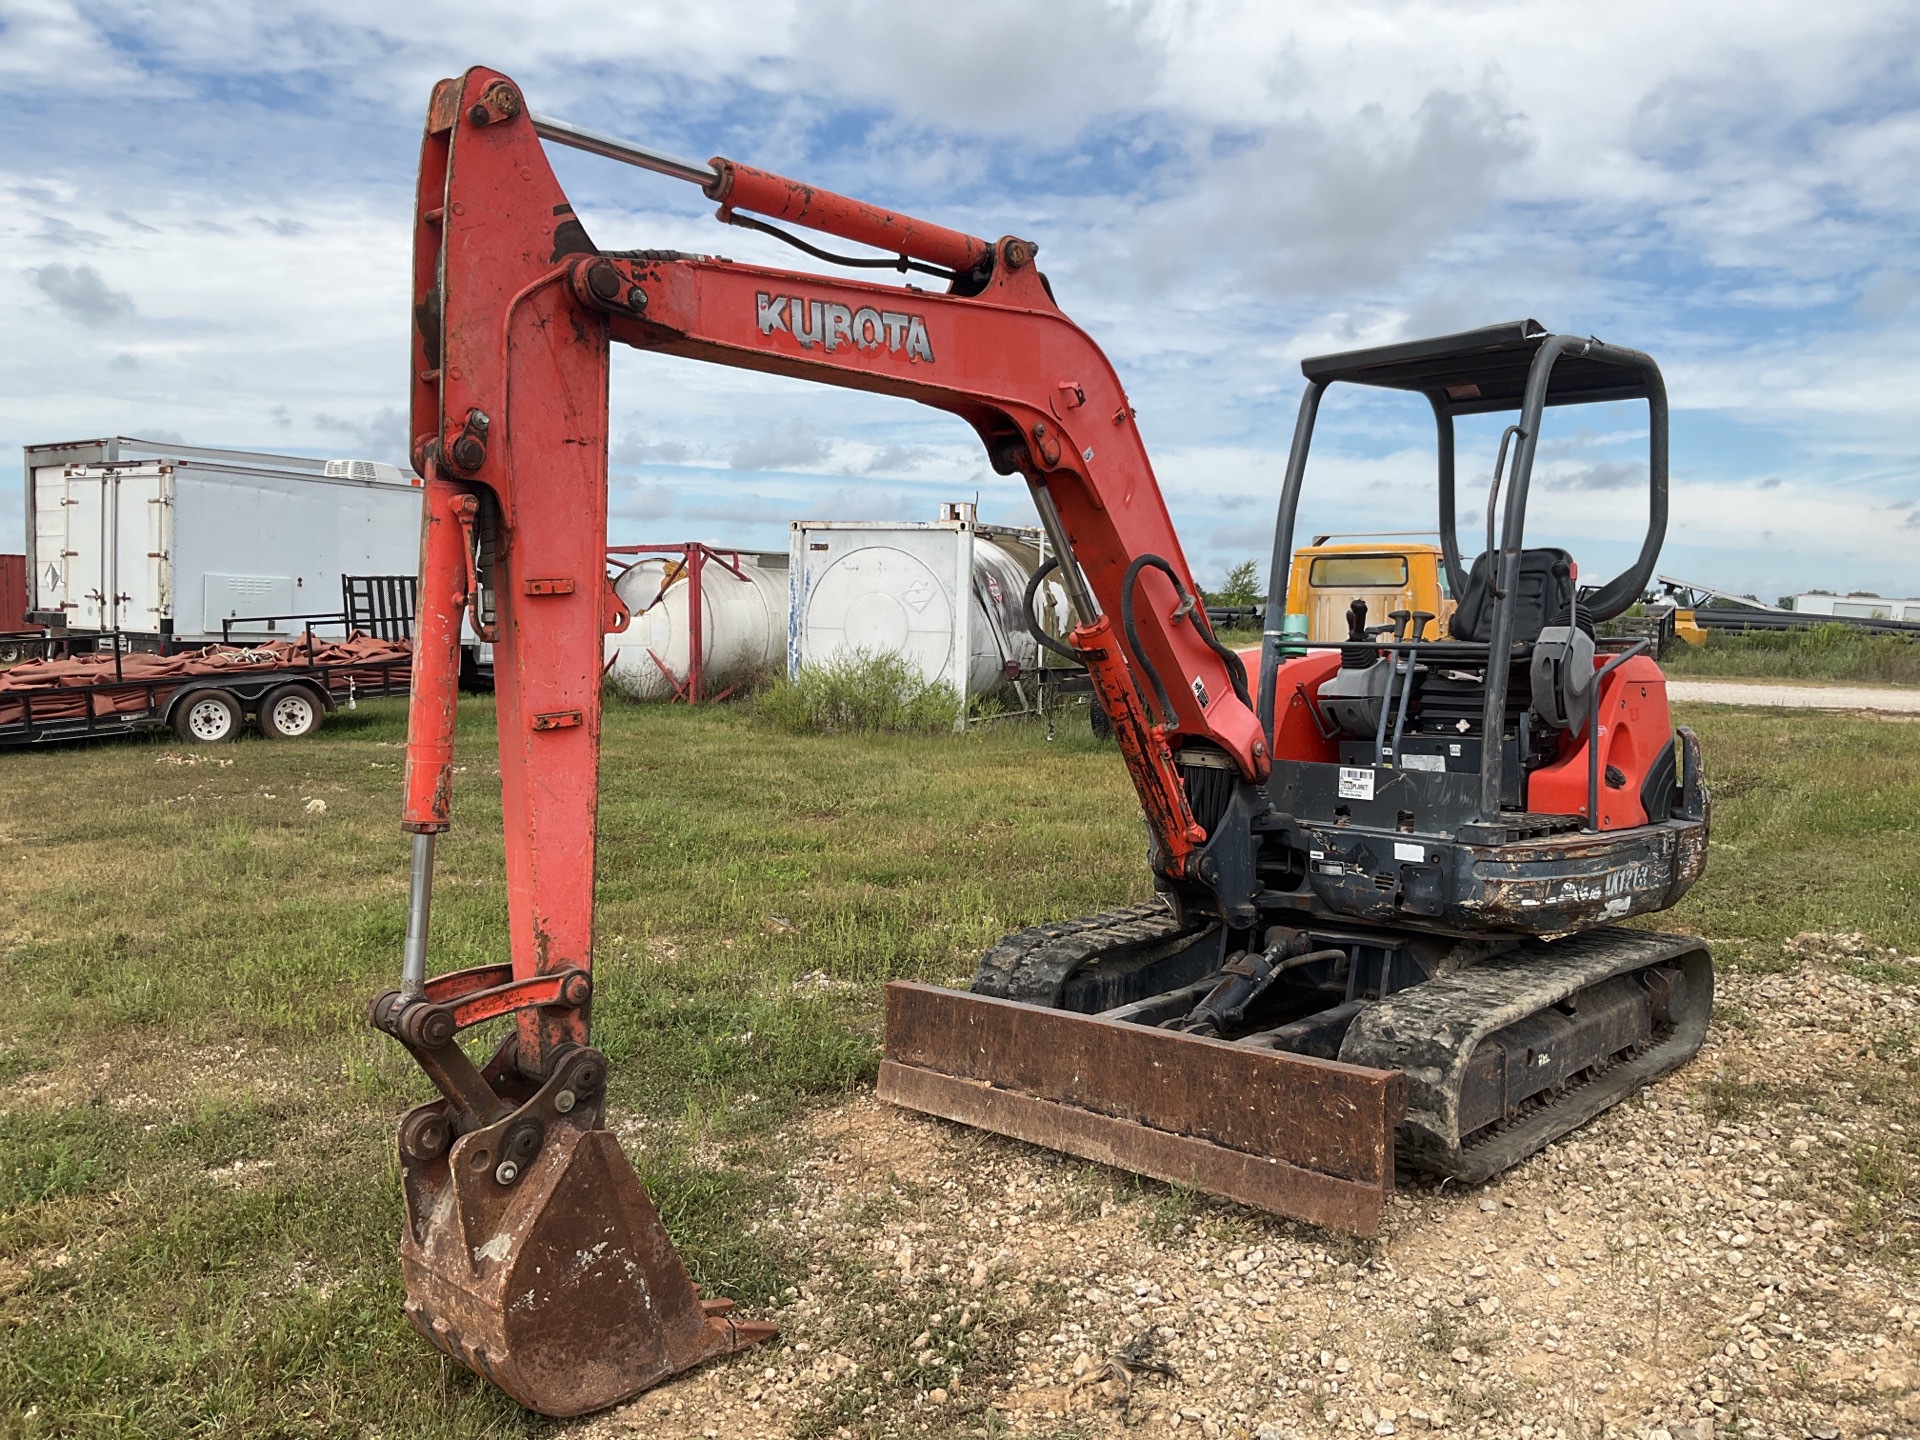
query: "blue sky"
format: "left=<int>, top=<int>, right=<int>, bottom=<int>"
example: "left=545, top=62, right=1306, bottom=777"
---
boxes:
left=4, top=1, right=1918, bottom=601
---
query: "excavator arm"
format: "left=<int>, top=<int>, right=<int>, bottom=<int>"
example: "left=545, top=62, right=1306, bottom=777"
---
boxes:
left=372, top=65, right=1272, bottom=1417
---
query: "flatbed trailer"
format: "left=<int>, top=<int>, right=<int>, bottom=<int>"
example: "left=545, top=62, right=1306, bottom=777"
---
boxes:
left=0, top=633, right=410, bottom=747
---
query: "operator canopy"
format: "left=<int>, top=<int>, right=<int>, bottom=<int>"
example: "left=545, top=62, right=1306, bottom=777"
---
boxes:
left=1302, top=319, right=1657, bottom=415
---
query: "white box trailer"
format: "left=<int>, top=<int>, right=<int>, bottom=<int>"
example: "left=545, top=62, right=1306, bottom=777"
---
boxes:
left=23, top=437, right=423, bottom=645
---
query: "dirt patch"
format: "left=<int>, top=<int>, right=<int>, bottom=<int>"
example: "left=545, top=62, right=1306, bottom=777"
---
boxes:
left=585, top=940, right=1920, bottom=1438
left=0, top=1035, right=301, bottom=1122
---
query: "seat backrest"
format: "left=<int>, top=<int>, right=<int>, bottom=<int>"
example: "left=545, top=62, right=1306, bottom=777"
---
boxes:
left=1448, top=548, right=1575, bottom=644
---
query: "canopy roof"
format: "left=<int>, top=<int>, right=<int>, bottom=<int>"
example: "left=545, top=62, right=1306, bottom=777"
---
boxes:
left=1300, top=320, right=1654, bottom=415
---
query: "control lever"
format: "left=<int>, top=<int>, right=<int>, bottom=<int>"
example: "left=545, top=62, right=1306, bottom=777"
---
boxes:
left=1345, top=598, right=1368, bottom=641
left=1407, top=610, right=1436, bottom=641
left=1387, top=609, right=1411, bottom=641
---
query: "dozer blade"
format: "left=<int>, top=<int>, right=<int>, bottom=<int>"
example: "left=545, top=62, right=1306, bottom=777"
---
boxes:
left=397, top=1108, right=775, bottom=1418
left=879, top=981, right=1405, bottom=1236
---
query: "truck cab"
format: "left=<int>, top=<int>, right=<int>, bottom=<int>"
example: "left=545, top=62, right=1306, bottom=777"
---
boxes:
left=1285, top=536, right=1456, bottom=643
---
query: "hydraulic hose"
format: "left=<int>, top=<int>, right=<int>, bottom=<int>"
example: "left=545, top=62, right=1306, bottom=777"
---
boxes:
left=1120, top=555, right=1254, bottom=728
left=1120, top=556, right=1182, bottom=727
left=1023, top=556, right=1082, bottom=664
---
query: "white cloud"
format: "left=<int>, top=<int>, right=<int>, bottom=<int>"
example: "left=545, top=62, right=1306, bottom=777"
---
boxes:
left=0, top=2, right=1914, bottom=602
left=27, top=262, right=135, bottom=325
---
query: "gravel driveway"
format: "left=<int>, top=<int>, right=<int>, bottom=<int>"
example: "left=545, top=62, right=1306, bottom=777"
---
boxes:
left=583, top=933, right=1920, bottom=1440
left=1668, top=681, right=1920, bottom=714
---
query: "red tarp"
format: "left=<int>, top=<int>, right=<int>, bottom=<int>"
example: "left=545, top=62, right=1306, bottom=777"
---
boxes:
left=0, top=634, right=411, bottom=727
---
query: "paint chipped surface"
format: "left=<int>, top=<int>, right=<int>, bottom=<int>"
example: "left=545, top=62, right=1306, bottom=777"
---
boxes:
left=564, top=1239, right=614, bottom=1283
left=474, top=1233, right=512, bottom=1263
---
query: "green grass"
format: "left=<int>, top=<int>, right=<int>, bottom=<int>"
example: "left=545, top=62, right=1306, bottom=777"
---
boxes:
left=0, top=695, right=1915, bottom=1434
left=1663, top=708, right=1920, bottom=957
left=0, top=695, right=1143, bottom=1437
left=1661, top=624, right=1920, bottom=686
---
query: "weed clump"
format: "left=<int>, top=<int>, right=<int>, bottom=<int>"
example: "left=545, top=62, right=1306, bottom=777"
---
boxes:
left=752, top=651, right=960, bottom=735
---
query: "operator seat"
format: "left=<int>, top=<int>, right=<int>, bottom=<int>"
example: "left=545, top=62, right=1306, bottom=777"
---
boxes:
left=1448, top=548, right=1578, bottom=644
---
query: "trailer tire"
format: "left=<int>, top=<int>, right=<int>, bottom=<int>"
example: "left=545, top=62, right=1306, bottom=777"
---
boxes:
left=259, top=684, right=325, bottom=740
left=1089, top=692, right=1114, bottom=741
left=173, top=689, right=243, bottom=744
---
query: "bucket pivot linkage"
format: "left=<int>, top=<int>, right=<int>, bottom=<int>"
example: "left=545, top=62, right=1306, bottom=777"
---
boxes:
left=370, top=843, right=775, bottom=1418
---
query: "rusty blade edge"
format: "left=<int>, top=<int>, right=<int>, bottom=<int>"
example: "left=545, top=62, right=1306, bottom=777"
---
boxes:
left=877, top=1060, right=1390, bottom=1238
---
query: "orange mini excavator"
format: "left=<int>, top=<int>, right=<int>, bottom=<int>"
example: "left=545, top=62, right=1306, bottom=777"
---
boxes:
left=371, top=67, right=1712, bottom=1417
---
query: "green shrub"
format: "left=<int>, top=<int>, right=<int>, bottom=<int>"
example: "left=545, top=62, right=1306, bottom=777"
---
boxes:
left=751, top=650, right=961, bottom=734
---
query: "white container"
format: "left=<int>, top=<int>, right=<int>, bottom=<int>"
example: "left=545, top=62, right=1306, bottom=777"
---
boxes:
left=604, top=550, right=787, bottom=700
left=23, top=437, right=422, bottom=642
left=1789, top=591, right=1920, bottom=622
left=788, top=503, right=1069, bottom=716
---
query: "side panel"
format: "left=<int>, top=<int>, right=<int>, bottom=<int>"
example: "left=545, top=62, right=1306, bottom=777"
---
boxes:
left=170, top=471, right=425, bottom=640
left=1527, top=658, right=1669, bottom=829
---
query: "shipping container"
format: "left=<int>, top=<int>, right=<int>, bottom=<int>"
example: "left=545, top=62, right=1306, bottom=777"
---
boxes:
left=0, top=553, right=24, bottom=633
left=787, top=502, right=1071, bottom=724
left=1790, top=591, right=1920, bottom=623
left=22, top=437, right=423, bottom=646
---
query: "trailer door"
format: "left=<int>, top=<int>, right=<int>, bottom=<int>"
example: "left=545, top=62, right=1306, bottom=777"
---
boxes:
left=111, top=463, right=171, bottom=633
left=53, top=465, right=110, bottom=630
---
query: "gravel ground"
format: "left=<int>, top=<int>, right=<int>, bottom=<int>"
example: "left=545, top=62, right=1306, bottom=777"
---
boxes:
left=1665, top=682, right=1920, bottom=714
left=580, top=934, right=1919, bottom=1440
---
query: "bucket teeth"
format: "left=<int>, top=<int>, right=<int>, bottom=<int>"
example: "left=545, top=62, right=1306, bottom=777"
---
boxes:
left=397, top=1108, right=773, bottom=1417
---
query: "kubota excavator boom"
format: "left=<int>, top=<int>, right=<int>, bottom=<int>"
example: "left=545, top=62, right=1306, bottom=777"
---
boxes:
left=372, top=65, right=1277, bottom=1418
left=373, top=67, right=1713, bottom=1420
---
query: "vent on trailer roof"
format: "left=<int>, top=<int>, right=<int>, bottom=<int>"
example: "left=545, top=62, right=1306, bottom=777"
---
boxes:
left=325, top=458, right=411, bottom=484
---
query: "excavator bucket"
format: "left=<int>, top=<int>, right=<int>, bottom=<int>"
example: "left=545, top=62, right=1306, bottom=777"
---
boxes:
left=879, top=982, right=1406, bottom=1236
left=394, top=1096, right=775, bottom=1418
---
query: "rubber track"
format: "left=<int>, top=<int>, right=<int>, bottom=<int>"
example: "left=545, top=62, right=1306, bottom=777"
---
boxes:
left=1338, top=927, right=1714, bottom=1181
left=971, top=900, right=1199, bottom=1005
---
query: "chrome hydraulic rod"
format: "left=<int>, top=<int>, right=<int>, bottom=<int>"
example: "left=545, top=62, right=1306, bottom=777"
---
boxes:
left=1030, top=483, right=1099, bottom=626
left=530, top=113, right=719, bottom=188
left=401, top=832, right=436, bottom=1000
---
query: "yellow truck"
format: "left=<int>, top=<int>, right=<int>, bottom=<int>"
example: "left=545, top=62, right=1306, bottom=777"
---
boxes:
left=1285, top=533, right=1457, bottom=641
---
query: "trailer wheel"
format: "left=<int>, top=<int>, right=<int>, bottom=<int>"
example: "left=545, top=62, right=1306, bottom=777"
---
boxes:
left=173, top=689, right=242, bottom=744
left=1089, top=692, right=1114, bottom=741
left=259, top=685, right=325, bottom=740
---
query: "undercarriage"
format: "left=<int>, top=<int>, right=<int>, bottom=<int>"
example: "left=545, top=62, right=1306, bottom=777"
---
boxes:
left=880, top=899, right=1713, bottom=1232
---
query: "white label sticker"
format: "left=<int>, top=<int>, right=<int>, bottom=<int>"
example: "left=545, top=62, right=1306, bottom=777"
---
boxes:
left=1337, top=767, right=1375, bottom=801
left=1308, top=849, right=1325, bottom=860
left=1401, top=752, right=1445, bottom=773
left=1393, top=841, right=1426, bottom=863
